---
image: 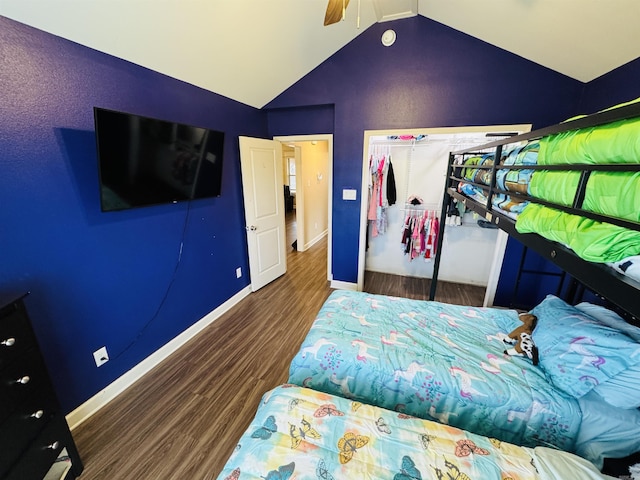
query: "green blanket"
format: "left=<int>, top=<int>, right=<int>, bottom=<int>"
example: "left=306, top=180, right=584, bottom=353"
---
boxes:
left=539, top=97, right=640, bottom=165
left=518, top=99, right=640, bottom=263
left=529, top=171, right=640, bottom=223
left=516, top=204, right=640, bottom=263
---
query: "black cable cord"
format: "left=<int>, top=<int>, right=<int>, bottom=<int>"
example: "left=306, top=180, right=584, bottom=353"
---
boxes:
left=109, top=200, right=192, bottom=362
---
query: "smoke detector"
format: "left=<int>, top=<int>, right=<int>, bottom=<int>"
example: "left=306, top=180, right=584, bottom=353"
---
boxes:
left=381, top=29, right=396, bottom=46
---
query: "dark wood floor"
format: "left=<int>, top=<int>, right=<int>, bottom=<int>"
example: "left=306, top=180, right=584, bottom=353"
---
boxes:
left=365, top=270, right=486, bottom=305
left=72, top=212, right=486, bottom=479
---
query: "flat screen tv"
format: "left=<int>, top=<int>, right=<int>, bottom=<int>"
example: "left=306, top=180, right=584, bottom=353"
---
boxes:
left=94, top=107, right=225, bottom=212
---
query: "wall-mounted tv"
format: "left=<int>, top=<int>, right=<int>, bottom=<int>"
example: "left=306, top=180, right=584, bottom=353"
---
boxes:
left=94, top=107, right=225, bottom=212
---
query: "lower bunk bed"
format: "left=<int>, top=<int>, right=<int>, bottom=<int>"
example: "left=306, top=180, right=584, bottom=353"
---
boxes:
left=286, top=290, right=640, bottom=471
left=216, top=384, right=616, bottom=480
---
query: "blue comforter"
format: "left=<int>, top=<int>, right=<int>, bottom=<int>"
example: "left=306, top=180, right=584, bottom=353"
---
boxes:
left=288, top=290, right=582, bottom=452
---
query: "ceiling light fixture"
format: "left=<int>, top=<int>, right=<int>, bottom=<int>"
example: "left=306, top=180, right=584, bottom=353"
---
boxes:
left=381, top=29, right=396, bottom=47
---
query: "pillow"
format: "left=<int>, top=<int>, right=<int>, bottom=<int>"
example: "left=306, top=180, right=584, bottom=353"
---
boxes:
left=531, top=295, right=640, bottom=398
left=575, top=302, right=640, bottom=343
left=574, top=390, right=640, bottom=469
left=574, top=302, right=640, bottom=408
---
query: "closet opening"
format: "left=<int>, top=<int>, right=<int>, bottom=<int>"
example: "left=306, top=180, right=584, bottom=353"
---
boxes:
left=357, top=125, right=531, bottom=306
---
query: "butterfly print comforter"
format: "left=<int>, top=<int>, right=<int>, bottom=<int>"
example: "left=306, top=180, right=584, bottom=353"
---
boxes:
left=216, top=385, right=608, bottom=480
left=287, top=291, right=582, bottom=451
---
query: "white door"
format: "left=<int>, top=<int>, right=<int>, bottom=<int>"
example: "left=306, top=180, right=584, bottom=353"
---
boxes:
left=239, top=136, right=286, bottom=291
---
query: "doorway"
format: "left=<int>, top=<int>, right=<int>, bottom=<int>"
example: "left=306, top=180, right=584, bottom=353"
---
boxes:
left=357, top=125, right=531, bottom=306
left=275, top=134, right=333, bottom=283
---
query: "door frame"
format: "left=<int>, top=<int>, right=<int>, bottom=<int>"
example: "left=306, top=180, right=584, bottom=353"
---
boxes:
left=274, top=134, right=333, bottom=283
left=357, top=125, right=531, bottom=306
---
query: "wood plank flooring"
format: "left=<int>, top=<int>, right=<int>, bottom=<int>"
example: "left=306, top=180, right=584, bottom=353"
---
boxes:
left=364, top=270, right=486, bottom=305
left=72, top=213, right=487, bottom=479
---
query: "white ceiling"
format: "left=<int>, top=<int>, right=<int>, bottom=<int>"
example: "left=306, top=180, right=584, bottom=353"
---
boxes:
left=2, top=0, right=639, bottom=109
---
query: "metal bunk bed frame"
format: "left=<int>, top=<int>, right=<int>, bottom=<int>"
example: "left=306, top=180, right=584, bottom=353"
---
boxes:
left=429, top=101, right=640, bottom=323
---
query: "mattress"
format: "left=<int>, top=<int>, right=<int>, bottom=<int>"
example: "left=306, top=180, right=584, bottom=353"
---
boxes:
left=216, top=385, right=613, bottom=480
left=287, top=290, right=582, bottom=451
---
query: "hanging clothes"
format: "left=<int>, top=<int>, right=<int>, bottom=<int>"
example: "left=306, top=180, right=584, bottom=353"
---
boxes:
left=367, top=149, right=397, bottom=237
left=400, top=198, right=440, bottom=263
left=384, top=161, right=397, bottom=207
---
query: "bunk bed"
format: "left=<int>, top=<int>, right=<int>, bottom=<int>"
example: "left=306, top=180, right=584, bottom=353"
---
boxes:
left=285, top=99, right=640, bottom=470
left=216, top=101, right=640, bottom=479
left=429, top=98, right=640, bottom=321
left=216, top=385, right=616, bottom=480
left=423, top=98, right=640, bottom=474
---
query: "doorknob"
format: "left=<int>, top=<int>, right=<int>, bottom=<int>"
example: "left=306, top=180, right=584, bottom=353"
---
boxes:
left=246, top=225, right=257, bottom=231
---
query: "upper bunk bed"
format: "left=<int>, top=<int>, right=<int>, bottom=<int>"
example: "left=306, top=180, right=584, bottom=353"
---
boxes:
left=429, top=98, right=640, bottom=324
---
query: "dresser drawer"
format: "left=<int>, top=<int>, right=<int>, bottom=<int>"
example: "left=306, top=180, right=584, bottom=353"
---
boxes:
left=0, top=395, right=57, bottom=469
left=3, top=414, right=69, bottom=480
left=0, top=305, right=39, bottom=370
left=0, top=353, right=55, bottom=423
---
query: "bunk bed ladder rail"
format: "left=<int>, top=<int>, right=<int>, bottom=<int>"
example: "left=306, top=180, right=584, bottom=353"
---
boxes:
left=429, top=146, right=503, bottom=301
left=429, top=153, right=454, bottom=300
left=485, top=145, right=503, bottom=215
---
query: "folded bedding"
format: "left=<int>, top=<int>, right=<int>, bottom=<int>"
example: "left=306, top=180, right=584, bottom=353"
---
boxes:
left=528, top=170, right=640, bottom=223
left=538, top=114, right=640, bottom=165
left=457, top=142, right=538, bottom=215
left=498, top=141, right=539, bottom=194
left=461, top=153, right=494, bottom=185
left=530, top=106, right=640, bottom=232
left=517, top=165, right=640, bottom=265
left=287, top=290, right=582, bottom=452
left=457, top=182, right=523, bottom=218
left=454, top=109, right=640, bottom=268
left=515, top=203, right=640, bottom=263
left=216, top=385, right=613, bottom=480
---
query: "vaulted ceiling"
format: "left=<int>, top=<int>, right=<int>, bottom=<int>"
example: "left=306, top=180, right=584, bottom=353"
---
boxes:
left=2, top=0, right=639, bottom=108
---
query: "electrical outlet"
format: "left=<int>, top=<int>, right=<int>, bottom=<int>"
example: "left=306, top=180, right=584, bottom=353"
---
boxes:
left=93, top=346, right=109, bottom=367
left=236, top=267, right=242, bottom=278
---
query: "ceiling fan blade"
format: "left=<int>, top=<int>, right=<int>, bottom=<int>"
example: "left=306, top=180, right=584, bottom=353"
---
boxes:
left=324, top=0, right=351, bottom=26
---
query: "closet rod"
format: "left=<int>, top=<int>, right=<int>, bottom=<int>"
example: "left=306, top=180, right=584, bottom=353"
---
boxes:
left=400, top=204, right=440, bottom=212
left=368, top=142, right=431, bottom=147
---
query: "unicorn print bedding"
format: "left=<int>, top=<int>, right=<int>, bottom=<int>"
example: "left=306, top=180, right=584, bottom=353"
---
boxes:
left=216, top=385, right=613, bottom=480
left=287, top=290, right=582, bottom=452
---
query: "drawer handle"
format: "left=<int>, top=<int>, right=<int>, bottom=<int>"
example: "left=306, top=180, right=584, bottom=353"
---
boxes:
left=16, top=375, right=31, bottom=385
left=47, top=441, right=60, bottom=450
left=1, top=337, right=16, bottom=347
left=31, top=409, right=45, bottom=419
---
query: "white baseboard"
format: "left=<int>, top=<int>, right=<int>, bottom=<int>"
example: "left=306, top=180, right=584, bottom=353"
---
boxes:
left=330, top=280, right=358, bottom=291
left=304, top=230, right=328, bottom=250
left=66, top=285, right=252, bottom=430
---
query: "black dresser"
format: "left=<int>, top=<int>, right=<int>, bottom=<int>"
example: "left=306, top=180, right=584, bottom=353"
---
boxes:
left=0, top=294, right=83, bottom=480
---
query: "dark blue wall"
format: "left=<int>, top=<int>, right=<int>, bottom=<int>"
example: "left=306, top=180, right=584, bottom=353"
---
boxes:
left=267, top=105, right=335, bottom=137
left=265, top=16, right=584, bottom=284
left=580, top=57, right=640, bottom=112
left=2, top=13, right=638, bottom=413
left=0, top=17, right=267, bottom=412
